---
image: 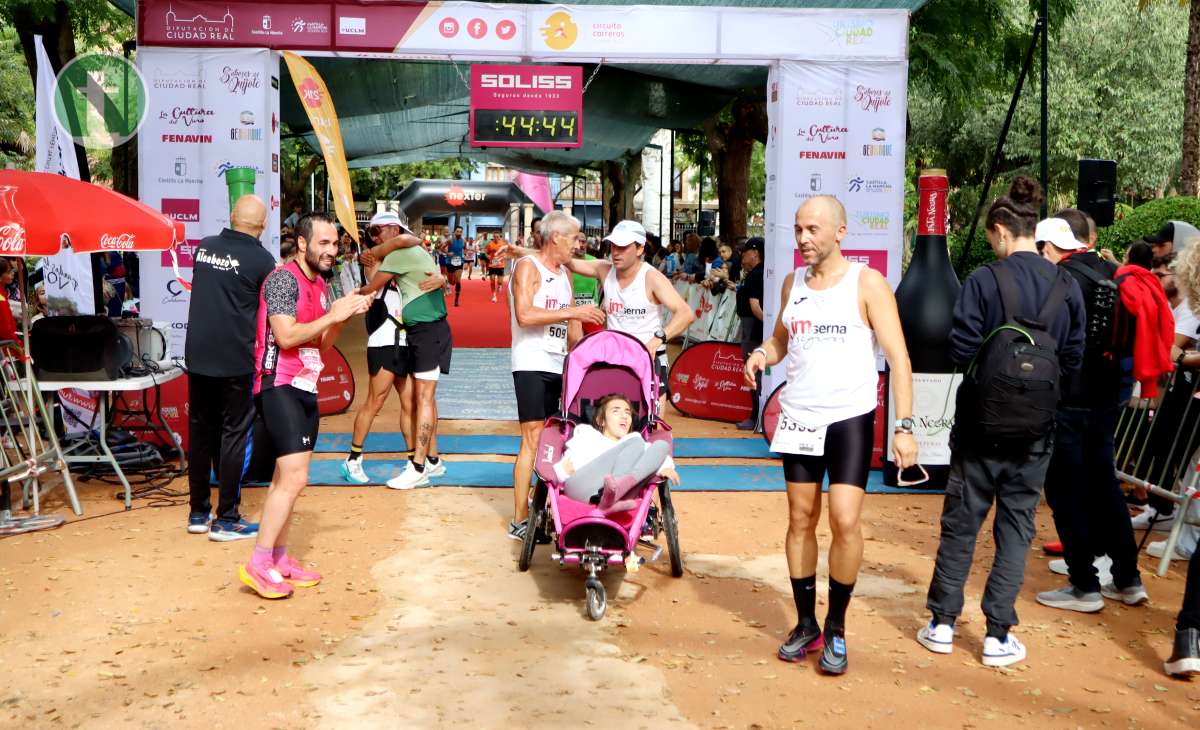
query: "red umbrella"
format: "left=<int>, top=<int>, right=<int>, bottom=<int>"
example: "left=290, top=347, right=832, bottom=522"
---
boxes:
left=0, top=170, right=183, bottom=256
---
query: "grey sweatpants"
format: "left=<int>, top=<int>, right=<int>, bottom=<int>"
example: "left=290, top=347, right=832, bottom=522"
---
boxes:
left=926, top=438, right=1052, bottom=638
left=562, top=436, right=670, bottom=503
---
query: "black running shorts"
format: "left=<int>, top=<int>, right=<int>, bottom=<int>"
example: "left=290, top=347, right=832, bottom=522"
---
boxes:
left=488, top=267, right=505, bottom=277
left=406, top=318, right=452, bottom=375
left=367, top=345, right=409, bottom=377
left=781, top=409, right=875, bottom=488
left=446, top=264, right=463, bottom=274
left=255, top=385, right=320, bottom=457
left=513, top=370, right=562, bottom=423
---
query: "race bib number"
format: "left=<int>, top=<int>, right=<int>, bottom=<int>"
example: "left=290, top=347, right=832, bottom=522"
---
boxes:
left=290, top=347, right=324, bottom=393
left=574, top=294, right=595, bottom=307
left=769, top=413, right=827, bottom=456
left=451, top=256, right=462, bottom=266
left=544, top=323, right=568, bottom=356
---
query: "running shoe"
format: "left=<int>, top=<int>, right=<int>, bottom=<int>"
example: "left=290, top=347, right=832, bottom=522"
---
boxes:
left=208, top=518, right=259, bottom=542
left=187, top=512, right=210, bottom=534
left=1035, top=585, right=1104, bottom=613
left=1148, top=539, right=1191, bottom=561
left=276, top=555, right=322, bottom=588
left=916, top=621, right=955, bottom=655
left=425, top=458, right=447, bottom=478
left=341, top=457, right=370, bottom=485
left=818, top=632, right=848, bottom=675
left=981, top=634, right=1026, bottom=668
left=386, top=461, right=431, bottom=490
left=1047, top=555, right=1112, bottom=585
left=1100, top=581, right=1149, bottom=606
left=1164, top=628, right=1200, bottom=678
left=777, top=621, right=823, bottom=662
left=238, top=562, right=294, bottom=599
left=507, top=519, right=527, bottom=542
left=1041, top=540, right=1064, bottom=556
left=1130, top=506, right=1174, bottom=532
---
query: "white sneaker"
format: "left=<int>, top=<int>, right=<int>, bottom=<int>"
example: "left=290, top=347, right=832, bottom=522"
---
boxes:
left=1147, top=540, right=1190, bottom=561
left=1130, top=506, right=1174, bottom=532
left=340, top=457, right=370, bottom=485
left=982, top=634, right=1026, bottom=668
left=386, top=461, right=431, bottom=490
left=916, top=621, right=955, bottom=655
left=1047, top=555, right=1112, bottom=585
left=425, top=458, right=447, bottom=478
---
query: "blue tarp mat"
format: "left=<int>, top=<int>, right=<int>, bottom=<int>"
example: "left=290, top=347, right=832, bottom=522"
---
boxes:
left=314, top=432, right=775, bottom=459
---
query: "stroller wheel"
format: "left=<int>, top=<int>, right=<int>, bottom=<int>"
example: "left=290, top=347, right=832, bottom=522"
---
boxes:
left=518, top=481, right=548, bottom=572
left=585, top=579, right=607, bottom=621
left=658, top=482, right=684, bottom=578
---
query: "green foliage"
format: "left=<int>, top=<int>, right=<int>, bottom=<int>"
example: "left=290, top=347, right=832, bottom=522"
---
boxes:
left=1096, top=196, right=1200, bottom=251
left=747, top=141, right=764, bottom=218
left=949, top=228, right=997, bottom=282
left=348, top=158, right=474, bottom=202
left=0, top=27, right=32, bottom=167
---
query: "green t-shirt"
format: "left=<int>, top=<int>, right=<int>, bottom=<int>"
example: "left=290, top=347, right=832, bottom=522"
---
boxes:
left=380, top=246, right=447, bottom=324
left=572, top=254, right=599, bottom=306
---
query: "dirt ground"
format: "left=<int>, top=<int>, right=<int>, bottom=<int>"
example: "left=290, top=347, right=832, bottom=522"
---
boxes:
left=2, top=320, right=1198, bottom=729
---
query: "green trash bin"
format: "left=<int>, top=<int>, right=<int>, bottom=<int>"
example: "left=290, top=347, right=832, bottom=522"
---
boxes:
left=224, top=167, right=257, bottom=212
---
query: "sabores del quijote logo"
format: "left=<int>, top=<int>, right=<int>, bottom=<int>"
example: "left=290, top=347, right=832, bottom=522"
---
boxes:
left=220, top=66, right=262, bottom=95
left=854, top=85, right=892, bottom=113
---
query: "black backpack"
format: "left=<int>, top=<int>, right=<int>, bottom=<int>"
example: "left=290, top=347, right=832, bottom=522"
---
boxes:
left=1060, top=256, right=1134, bottom=361
left=966, top=263, right=1071, bottom=442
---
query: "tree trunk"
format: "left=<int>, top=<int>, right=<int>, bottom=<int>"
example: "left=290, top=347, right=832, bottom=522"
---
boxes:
left=1182, top=0, right=1200, bottom=196
left=282, top=152, right=322, bottom=212
left=704, top=95, right=767, bottom=242
left=603, top=159, right=626, bottom=231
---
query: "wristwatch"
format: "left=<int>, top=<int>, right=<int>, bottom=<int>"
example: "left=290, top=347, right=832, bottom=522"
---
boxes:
left=894, top=417, right=914, bottom=434
left=653, top=329, right=666, bottom=341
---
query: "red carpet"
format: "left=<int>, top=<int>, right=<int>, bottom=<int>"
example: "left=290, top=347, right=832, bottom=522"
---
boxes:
left=445, top=276, right=512, bottom=348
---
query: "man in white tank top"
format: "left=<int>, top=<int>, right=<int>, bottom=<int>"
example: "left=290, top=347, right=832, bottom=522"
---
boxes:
left=743, top=196, right=918, bottom=675
left=507, top=211, right=606, bottom=541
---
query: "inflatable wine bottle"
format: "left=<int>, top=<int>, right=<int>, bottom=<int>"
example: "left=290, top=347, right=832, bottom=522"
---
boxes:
left=883, top=169, right=962, bottom=489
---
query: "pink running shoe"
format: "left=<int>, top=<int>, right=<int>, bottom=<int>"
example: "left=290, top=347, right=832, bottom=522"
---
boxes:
left=238, top=562, right=294, bottom=599
left=276, top=555, right=322, bottom=588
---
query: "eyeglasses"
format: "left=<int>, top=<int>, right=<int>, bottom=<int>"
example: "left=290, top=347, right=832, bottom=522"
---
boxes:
left=897, top=464, right=931, bottom=488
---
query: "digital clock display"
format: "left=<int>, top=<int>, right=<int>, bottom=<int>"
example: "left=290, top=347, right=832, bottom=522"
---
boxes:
left=472, top=110, right=581, bottom=146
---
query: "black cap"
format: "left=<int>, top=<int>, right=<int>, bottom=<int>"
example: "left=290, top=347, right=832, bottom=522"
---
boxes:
left=1145, top=222, right=1175, bottom=245
left=744, top=237, right=765, bottom=254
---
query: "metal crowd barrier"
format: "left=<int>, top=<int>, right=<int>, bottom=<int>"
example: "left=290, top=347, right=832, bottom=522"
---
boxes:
left=1114, top=363, right=1200, bottom=576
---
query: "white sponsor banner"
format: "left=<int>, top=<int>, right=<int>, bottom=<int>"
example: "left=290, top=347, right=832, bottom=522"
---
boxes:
left=136, top=47, right=280, bottom=357
left=762, top=58, right=908, bottom=397
left=525, top=5, right=718, bottom=59
left=720, top=11, right=909, bottom=61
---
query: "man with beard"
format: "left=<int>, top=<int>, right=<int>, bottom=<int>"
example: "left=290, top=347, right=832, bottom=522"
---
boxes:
left=238, top=214, right=371, bottom=599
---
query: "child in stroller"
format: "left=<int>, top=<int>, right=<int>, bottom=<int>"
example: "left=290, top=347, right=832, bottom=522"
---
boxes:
left=519, top=329, right=684, bottom=620
left=554, top=393, right=680, bottom=512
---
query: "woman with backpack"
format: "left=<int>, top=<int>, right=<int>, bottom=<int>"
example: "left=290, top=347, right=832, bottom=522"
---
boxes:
left=916, top=177, right=1086, bottom=669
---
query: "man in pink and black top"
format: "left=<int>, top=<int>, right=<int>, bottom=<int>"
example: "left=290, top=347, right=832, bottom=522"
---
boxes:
left=238, top=213, right=371, bottom=600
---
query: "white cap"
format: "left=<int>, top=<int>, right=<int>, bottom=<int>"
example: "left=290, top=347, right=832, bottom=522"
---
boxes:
left=1036, top=218, right=1086, bottom=251
left=368, top=210, right=412, bottom=233
left=604, top=219, right=647, bottom=247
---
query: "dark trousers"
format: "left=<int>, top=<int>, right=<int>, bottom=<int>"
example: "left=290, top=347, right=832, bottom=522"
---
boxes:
left=1180, top=549, right=1200, bottom=632
left=1044, top=407, right=1141, bottom=592
left=188, top=373, right=254, bottom=522
left=739, top=317, right=762, bottom=423
left=927, top=438, right=1052, bottom=637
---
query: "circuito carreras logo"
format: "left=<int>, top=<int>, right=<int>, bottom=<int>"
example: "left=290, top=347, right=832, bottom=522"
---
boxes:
left=540, top=11, right=578, bottom=50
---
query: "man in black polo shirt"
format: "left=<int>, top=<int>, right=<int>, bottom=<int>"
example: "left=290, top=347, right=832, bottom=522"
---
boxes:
left=185, top=195, right=278, bottom=541
left=736, top=238, right=765, bottom=430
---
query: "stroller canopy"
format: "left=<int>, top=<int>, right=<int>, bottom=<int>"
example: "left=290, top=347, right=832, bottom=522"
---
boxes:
left=562, top=330, right=656, bottom=419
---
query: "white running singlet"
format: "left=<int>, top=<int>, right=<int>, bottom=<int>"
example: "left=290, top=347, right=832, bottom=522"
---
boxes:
left=509, top=256, right=574, bottom=374
left=602, top=262, right=662, bottom=345
left=777, top=263, right=878, bottom=428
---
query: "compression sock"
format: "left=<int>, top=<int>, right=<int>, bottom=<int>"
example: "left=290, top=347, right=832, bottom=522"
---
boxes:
left=410, top=458, right=425, bottom=472
left=825, top=578, right=855, bottom=637
left=348, top=443, right=363, bottom=461
left=271, top=545, right=287, bottom=563
left=790, top=576, right=818, bottom=628
left=251, top=545, right=274, bottom=570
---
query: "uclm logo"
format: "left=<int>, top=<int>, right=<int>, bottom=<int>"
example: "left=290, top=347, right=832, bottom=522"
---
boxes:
left=478, top=72, right=573, bottom=90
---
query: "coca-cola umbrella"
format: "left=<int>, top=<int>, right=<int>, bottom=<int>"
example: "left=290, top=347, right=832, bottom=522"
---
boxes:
left=0, top=170, right=184, bottom=352
left=0, top=170, right=184, bottom=256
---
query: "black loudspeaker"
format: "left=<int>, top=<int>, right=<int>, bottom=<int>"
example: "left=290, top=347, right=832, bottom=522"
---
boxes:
left=1077, top=159, right=1117, bottom=227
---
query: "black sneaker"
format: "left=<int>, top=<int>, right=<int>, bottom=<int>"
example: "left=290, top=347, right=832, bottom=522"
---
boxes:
left=818, top=632, right=848, bottom=675
left=778, top=621, right=823, bottom=662
left=1164, top=627, right=1200, bottom=677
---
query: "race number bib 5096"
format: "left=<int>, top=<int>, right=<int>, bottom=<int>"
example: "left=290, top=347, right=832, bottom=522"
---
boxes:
left=544, top=323, right=568, bottom=356
left=290, top=347, right=324, bottom=394
left=769, top=412, right=827, bottom=456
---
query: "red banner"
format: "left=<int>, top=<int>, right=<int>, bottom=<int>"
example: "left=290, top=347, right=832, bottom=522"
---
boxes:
left=139, top=1, right=337, bottom=49
left=317, top=345, right=355, bottom=416
left=112, top=374, right=190, bottom=450
left=666, top=341, right=752, bottom=424
left=762, top=373, right=888, bottom=468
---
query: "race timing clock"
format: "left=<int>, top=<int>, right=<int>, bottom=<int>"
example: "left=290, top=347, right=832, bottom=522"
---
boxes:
left=470, top=64, right=583, bottom=149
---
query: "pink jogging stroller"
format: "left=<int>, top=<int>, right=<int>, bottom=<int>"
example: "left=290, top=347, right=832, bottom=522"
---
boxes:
left=518, top=329, right=683, bottom=620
